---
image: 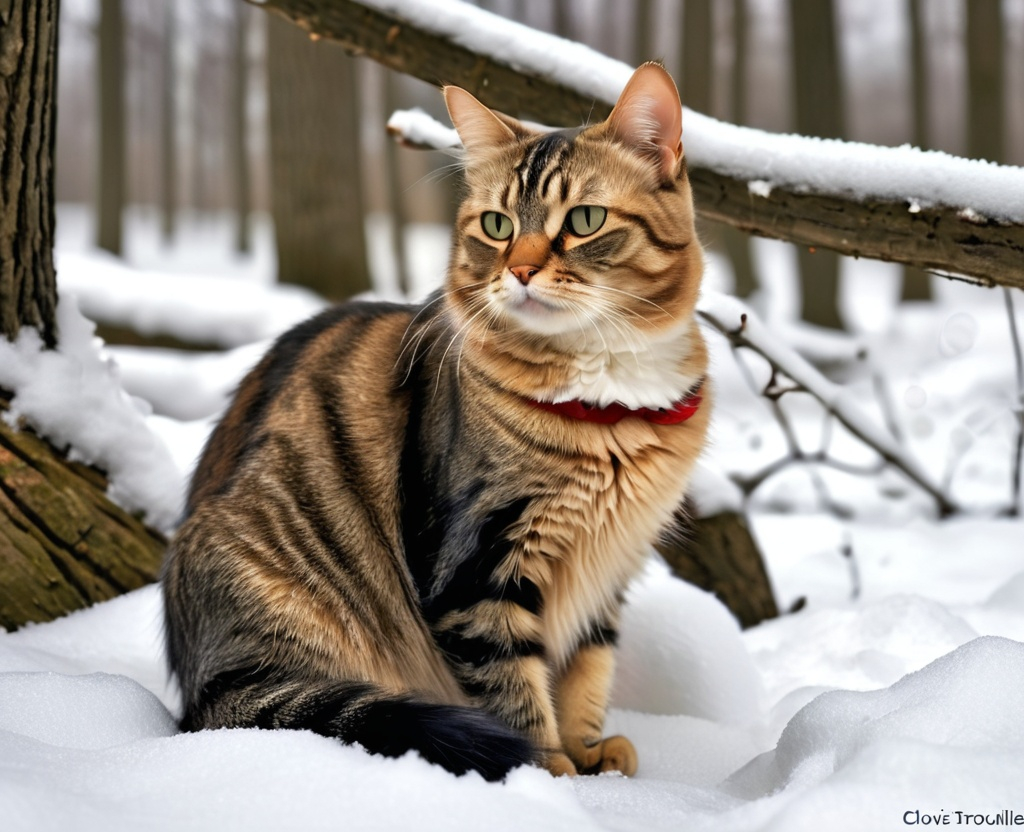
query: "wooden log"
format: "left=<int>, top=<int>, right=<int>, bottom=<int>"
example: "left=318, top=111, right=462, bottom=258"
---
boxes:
left=251, top=0, right=1024, bottom=290
left=0, top=393, right=166, bottom=630
left=656, top=505, right=778, bottom=630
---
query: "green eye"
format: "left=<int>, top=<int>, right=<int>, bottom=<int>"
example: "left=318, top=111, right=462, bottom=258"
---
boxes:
left=481, top=211, right=514, bottom=241
left=566, top=205, right=607, bottom=237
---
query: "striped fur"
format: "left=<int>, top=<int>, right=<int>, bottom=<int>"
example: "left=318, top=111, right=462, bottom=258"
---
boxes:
left=163, top=64, right=710, bottom=780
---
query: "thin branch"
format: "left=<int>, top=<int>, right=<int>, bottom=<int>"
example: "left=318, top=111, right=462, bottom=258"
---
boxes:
left=699, top=293, right=958, bottom=516
left=1005, top=287, right=1024, bottom=516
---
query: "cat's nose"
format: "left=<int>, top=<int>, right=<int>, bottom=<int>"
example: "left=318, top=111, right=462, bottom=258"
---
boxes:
left=509, top=265, right=541, bottom=285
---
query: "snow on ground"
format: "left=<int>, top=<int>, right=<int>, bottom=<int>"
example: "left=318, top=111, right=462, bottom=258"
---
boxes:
left=1, top=207, right=1022, bottom=830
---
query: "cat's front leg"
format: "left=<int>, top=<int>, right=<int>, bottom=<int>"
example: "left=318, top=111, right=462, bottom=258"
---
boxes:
left=433, top=600, right=577, bottom=776
left=554, top=621, right=638, bottom=777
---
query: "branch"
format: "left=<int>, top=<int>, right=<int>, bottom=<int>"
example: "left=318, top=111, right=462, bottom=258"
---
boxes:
left=697, top=293, right=959, bottom=516
left=251, top=0, right=1024, bottom=289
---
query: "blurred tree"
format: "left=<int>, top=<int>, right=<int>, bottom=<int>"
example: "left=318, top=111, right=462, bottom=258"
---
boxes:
left=633, top=0, right=653, bottom=64
left=384, top=70, right=411, bottom=296
left=267, top=14, right=371, bottom=299
left=97, top=0, right=126, bottom=255
left=682, top=0, right=712, bottom=114
left=789, top=0, right=845, bottom=329
left=967, top=0, right=1004, bottom=164
left=901, top=0, right=932, bottom=302
left=161, top=0, right=177, bottom=243
left=0, top=0, right=165, bottom=630
left=231, top=1, right=253, bottom=254
left=722, top=0, right=757, bottom=299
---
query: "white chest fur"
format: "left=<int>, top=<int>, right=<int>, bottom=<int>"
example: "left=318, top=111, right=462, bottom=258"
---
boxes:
left=554, top=322, right=702, bottom=410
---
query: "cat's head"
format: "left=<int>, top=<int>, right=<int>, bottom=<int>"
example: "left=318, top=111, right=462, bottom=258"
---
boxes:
left=443, top=63, right=703, bottom=354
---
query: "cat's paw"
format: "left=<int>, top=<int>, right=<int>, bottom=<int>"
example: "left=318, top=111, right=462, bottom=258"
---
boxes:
left=542, top=750, right=579, bottom=777
left=593, top=735, right=637, bottom=776
left=568, top=735, right=638, bottom=777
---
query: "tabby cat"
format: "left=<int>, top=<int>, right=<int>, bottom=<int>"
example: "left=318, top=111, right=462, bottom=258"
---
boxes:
left=162, top=62, right=710, bottom=781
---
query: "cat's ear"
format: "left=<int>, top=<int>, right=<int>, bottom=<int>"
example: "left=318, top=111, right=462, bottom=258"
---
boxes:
left=605, top=63, right=684, bottom=182
left=444, top=86, right=520, bottom=154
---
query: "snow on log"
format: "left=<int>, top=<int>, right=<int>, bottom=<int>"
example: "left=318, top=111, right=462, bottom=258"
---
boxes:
left=254, top=0, right=1024, bottom=289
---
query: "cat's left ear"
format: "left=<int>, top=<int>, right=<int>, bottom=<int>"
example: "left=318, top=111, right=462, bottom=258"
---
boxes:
left=444, top=86, right=523, bottom=155
left=605, top=63, right=684, bottom=183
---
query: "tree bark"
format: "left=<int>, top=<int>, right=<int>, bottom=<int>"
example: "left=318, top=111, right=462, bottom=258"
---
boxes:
left=249, top=0, right=1024, bottom=291
left=161, top=0, right=177, bottom=243
left=967, top=0, right=1004, bottom=165
left=0, top=395, right=165, bottom=631
left=0, top=0, right=59, bottom=348
left=267, top=13, right=371, bottom=299
left=789, top=0, right=844, bottom=329
left=96, top=0, right=126, bottom=255
left=901, top=0, right=932, bottom=302
left=1, top=0, right=166, bottom=630
left=657, top=505, right=777, bottom=630
left=231, top=1, right=253, bottom=254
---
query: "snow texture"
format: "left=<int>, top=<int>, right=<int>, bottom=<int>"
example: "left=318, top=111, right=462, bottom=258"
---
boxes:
left=0, top=298, right=183, bottom=532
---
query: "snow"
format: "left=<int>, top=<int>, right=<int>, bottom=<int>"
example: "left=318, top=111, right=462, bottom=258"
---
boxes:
left=0, top=297, right=183, bottom=533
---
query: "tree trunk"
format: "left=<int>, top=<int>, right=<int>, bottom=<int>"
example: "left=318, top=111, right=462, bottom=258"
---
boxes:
left=267, top=13, right=371, bottom=299
left=383, top=69, right=410, bottom=296
left=161, top=0, right=177, bottom=243
left=656, top=504, right=778, bottom=629
left=789, top=0, right=844, bottom=329
left=1, top=0, right=166, bottom=631
left=901, top=0, right=932, bottom=302
left=1, top=0, right=59, bottom=348
left=96, top=0, right=126, bottom=255
left=0, top=395, right=165, bottom=631
left=231, top=1, right=253, bottom=254
left=967, top=0, right=1004, bottom=165
left=721, top=0, right=757, bottom=298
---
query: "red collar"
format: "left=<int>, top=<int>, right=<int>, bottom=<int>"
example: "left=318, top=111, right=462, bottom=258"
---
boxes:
left=525, top=382, right=704, bottom=425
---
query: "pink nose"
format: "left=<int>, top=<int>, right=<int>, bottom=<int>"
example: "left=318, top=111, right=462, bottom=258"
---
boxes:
left=510, top=265, right=540, bottom=285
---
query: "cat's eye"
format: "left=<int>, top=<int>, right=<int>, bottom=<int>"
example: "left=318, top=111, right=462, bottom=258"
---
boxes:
left=565, top=205, right=607, bottom=237
left=481, top=211, right=514, bottom=241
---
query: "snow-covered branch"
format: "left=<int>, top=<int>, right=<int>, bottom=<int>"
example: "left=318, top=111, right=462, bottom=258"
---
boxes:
left=253, top=0, right=1024, bottom=289
left=697, top=293, right=959, bottom=517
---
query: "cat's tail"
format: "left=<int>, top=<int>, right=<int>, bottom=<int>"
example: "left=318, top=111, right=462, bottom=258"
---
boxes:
left=180, top=669, right=537, bottom=781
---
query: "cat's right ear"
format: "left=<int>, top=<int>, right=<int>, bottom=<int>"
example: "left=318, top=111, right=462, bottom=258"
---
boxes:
left=444, top=86, right=519, bottom=155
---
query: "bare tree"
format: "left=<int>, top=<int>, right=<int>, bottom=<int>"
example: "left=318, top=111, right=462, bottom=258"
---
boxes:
left=231, top=1, right=253, bottom=254
left=267, top=14, right=371, bottom=299
left=967, top=0, right=1005, bottom=164
left=789, top=0, right=845, bottom=329
left=1, top=0, right=164, bottom=631
left=161, top=0, right=177, bottom=243
left=97, top=0, right=126, bottom=255
left=901, top=0, right=932, bottom=302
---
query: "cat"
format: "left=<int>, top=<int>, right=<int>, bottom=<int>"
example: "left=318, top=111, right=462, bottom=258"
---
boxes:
left=162, top=62, right=710, bottom=782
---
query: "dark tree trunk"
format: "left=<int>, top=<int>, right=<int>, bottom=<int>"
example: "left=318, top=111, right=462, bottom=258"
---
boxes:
left=967, top=0, right=1004, bottom=164
left=231, top=1, right=253, bottom=254
left=789, top=0, right=844, bottom=329
left=96, top=0, right=126, bottom=255
left=1, top=0, right=166, bottom=631
left=0, top=0, right=59, bottom=348
left=384, top=69, right=410, bottom=296
left=161, top=0, right=177, bottom=243
left=657, top=505, right=778, bottom=629
left=267, top=13, right=371, bottom=300
left=632, top=0, right=653, bottom=65
left=722, top=0, right=757, bottom=299
left=901, top=0, right=932, bottom=302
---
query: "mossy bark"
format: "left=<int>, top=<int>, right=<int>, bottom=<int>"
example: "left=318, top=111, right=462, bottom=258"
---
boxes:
left=0, top=395, right=165, bottom=631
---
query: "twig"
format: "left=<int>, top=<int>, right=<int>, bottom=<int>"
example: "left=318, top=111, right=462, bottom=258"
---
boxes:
left=699, top=293, right=959, bottom=516
left=1005, top=287, right=1024, bottom=516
